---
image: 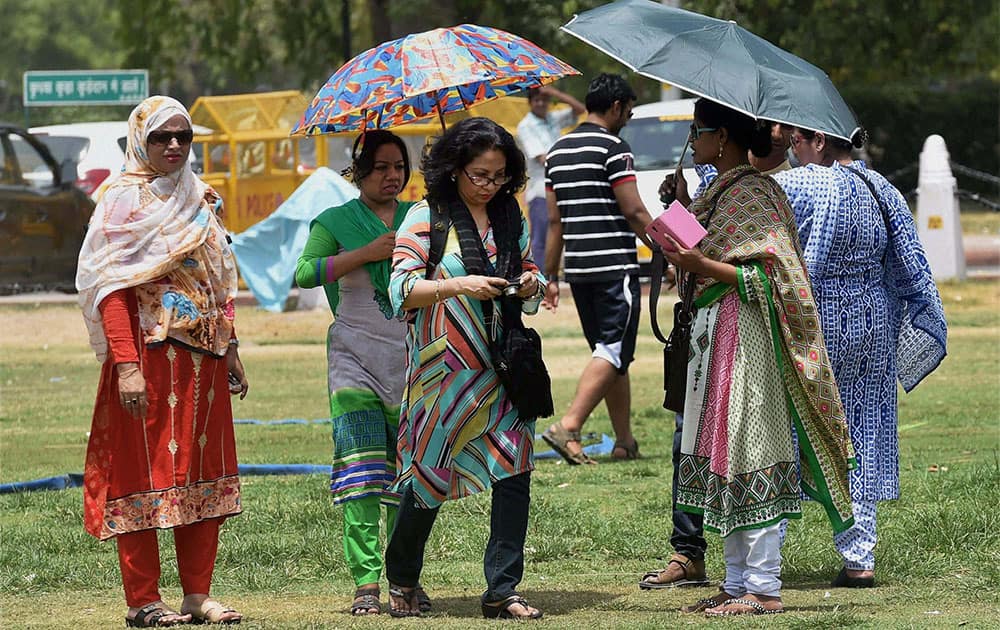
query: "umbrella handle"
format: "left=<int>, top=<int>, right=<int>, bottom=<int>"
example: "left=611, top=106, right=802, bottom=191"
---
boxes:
left=435, top=101, right=447, bottom=132
left=675, top=138, right=689, bottom=179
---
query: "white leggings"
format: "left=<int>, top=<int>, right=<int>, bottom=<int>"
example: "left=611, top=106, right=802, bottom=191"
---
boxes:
left=722, top=523, right=782, bottom=598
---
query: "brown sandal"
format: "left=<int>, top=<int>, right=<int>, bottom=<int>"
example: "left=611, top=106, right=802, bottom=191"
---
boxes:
left=541, top=423, right=597, bottom=465
left=639, top=554, right=710, bottom=589
left=351, top=587, right=381, bottom=616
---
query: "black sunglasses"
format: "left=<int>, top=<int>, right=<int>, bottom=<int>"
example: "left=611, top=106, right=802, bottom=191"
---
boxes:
left=148, top=129, right=194, bottom=146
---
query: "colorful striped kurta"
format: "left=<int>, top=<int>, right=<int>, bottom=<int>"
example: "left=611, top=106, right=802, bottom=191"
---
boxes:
left=388, top=200, right=544, bottom=509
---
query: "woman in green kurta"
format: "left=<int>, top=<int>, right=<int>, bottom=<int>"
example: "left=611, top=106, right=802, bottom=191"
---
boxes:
left=295, top=130, right=424, bottom=616
left=659, top=99, right=854, bottom=617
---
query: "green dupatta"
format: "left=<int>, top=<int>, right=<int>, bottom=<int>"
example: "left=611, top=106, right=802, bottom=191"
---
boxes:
left=691, top=164, right=856, bottom=533
left=313, top=198, right=414, bottom=318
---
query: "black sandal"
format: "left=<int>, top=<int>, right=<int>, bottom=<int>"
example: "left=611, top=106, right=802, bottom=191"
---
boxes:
left=388, top=585, right=421, bottom=618
left=611, top=438, right=640, bottom=460
left=831, top=567, right=875, bottom=588
left=414, top=584, right=432, bottom=613
left=481, top=595, right=543, bottom=620
left=125, top=603, right=189, bottom=627
left=351, top=588, right=381, bottom=616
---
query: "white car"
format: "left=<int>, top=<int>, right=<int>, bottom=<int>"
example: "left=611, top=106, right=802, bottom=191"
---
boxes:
left=618, top=98, right=701, bottom=266
left=30, top=121, right=210, bottom=200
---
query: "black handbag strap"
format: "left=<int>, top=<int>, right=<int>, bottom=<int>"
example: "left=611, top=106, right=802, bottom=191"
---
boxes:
left=841, top=164, right=892, bottom=263
left=648, top=170, right=754, bottom=342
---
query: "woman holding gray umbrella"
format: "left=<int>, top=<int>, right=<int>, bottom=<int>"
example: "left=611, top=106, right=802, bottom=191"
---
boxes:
left=658, top=98, right=855, bottom=616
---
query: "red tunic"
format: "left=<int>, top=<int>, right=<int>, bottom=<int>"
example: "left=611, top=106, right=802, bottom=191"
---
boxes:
left=83, top=288, right=241, bottom=540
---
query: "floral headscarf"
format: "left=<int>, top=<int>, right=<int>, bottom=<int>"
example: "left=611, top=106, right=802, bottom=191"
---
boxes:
left=76, top=95, right=238, bottom=362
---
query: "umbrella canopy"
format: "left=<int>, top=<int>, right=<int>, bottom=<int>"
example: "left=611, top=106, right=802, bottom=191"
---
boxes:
left=292, top=24, right=579, bottom=135
left=561, top=0, right=858, bottom=141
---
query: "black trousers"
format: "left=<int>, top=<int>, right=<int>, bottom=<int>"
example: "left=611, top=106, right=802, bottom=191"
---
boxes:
left=671, top=413, right=707, bottom=560
left=386, top=472, right=531, bottom=602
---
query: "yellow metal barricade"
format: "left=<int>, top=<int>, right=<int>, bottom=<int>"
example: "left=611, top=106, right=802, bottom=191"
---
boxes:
left=189, top=91, right=329, bottom=233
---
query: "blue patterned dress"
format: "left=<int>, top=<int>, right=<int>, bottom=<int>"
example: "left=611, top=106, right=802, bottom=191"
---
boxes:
left=773, top=162, right=947, bottom=502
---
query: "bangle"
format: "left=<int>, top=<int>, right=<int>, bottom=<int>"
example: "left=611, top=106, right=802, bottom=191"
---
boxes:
left=228, top=338, right=239, bottom=346
left=434, top=279, right=442, bottom=303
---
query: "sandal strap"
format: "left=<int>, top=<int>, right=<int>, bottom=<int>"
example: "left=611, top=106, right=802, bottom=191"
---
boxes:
left=668, top=557, right=693, bottom=579
left=351, top=594, right=381, bottom=612
left=488, top=594, right=530, bottom=610
left=724, top=598, right=767, bottom=613
left=134, top=605, right=168, bottom=625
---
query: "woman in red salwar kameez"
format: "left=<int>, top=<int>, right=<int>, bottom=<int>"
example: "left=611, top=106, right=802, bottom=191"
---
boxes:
left=76, top=96, right=247, bottom=627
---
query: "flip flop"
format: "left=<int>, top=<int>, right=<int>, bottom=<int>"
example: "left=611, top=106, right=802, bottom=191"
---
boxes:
left=704, top=597, right=785, bottom=616
left=182, top=599, right=242, bottom=625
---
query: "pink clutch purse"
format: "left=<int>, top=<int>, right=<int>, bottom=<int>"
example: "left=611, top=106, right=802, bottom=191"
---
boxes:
left=645, top=200, right=708, bottom=250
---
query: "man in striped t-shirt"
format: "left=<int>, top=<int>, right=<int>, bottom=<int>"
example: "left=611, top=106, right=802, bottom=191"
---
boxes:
left=540, top=74, right=654, bottom=465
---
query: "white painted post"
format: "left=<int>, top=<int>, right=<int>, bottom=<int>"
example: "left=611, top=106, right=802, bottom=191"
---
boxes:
left=916, top=135, right=966, bottom=280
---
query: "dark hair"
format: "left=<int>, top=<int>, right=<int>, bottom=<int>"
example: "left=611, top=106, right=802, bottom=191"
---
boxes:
left=421, top=117, right=527, bottom=208
left=584, top=73, right=636, bottom=114
left=350, top=129, right=411, bottom=187
left=693, top=98, right=772, bottom=158
left=527, top=87, right=542, bottom=100
left=796, top=127, right=867, bottom=152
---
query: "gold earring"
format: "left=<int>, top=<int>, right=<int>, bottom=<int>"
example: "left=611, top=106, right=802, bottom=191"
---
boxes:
left=717, top=144, right=724, bottom=159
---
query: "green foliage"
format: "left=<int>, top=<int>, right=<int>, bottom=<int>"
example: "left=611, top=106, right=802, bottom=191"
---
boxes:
left=688, top=0, right=999, bottom=89
left=845, top=81, right=1000, bottom=195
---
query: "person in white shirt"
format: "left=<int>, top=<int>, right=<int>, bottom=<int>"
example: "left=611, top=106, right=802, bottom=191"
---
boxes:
left=516, top=85, right=584, bottom=266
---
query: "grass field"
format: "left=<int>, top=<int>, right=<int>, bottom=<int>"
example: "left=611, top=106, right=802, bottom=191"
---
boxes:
left=1, top=278, right=998, bottom=629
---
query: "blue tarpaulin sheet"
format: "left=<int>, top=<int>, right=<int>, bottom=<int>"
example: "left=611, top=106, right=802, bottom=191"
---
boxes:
left=1, top=435, right=615, bottom=493
left=229, top=167, right=357, bottom=312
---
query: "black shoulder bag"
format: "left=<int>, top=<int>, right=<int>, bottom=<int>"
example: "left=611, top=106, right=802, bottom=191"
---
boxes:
left=649, top=250, right=695, bottom=414
left=434, top=199, right=554, bottom=421
left=648, top=171, right=753, bottom=414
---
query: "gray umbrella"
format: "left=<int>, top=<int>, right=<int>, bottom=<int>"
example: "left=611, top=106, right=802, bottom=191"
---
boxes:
left=562, top=0, right=859, bottom=141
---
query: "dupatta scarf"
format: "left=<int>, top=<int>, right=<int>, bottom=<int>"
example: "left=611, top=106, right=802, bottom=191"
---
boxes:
left=76, top=96, right=238, bottom=362
left=690, top=163, right=856, bottom=532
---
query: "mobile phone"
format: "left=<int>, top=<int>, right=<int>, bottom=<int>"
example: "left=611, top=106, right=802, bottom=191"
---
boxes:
left=503, top=280, right=521, bottom=297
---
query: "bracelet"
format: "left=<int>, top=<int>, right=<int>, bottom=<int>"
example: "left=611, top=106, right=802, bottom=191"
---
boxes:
left=434, top=279, right=442, bottom=303
left=228, top=338, right=239, bottom=346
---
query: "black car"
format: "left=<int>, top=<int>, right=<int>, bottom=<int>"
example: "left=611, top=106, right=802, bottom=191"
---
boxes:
left=0, top=123, right=95, bottom=293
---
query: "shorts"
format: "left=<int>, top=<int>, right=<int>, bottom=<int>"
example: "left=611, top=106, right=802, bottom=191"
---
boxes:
left=569, top=274, right=641, bottom=374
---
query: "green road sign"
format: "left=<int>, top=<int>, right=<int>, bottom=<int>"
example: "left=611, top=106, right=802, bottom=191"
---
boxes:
left=23, top=70, right=149, bottom=107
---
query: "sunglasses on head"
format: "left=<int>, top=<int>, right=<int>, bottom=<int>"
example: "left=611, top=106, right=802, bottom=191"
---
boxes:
left=147, top=129, right=194, bottom=146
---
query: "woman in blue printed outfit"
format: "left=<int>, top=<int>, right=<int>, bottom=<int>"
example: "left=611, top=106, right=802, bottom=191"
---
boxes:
left=773, top=127, right=947, bottom=587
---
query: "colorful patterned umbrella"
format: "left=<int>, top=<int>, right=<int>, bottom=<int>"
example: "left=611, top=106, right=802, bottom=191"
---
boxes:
left=291, top=24, right=579, bottom=135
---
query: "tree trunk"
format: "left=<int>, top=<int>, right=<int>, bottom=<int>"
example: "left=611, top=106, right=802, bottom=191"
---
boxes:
left=368, top=0, right=392, bottom=43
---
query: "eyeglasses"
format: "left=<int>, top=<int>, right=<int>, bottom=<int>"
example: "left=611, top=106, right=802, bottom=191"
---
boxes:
left=148, top=129, right=194, bottom=146
left=688, top=124, right=719, bottom=140
left=463, top=169, right=511, bottom=188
